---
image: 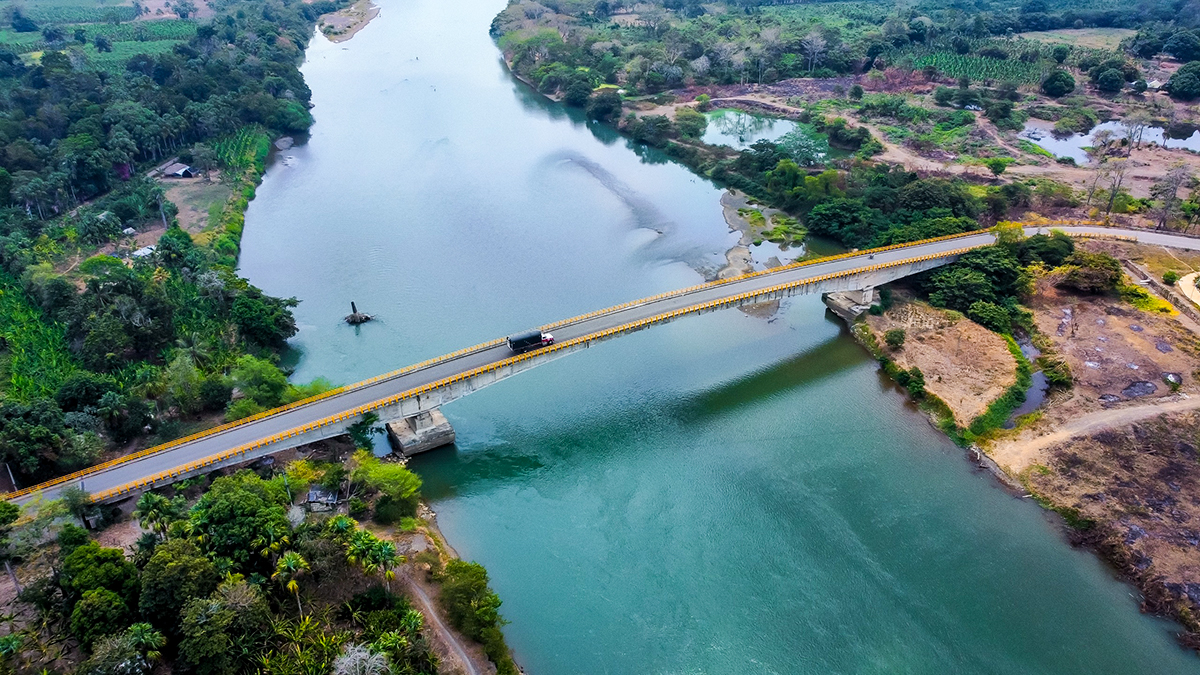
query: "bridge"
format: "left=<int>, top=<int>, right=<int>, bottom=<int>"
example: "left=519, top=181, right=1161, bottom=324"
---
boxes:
left=5, top=224, right=1188, bottom=506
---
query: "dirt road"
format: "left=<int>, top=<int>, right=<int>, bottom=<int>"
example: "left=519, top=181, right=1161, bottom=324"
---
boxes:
left=990, top=395, right=1200, bottom=470
left=400, top=571, right=482, bottom=675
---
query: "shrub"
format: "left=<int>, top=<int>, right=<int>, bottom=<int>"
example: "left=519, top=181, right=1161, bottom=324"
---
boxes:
left=1167, top=61, right=1200, bottom=100
left=1164, top=270, right=1180, bottom=285
left=967, top=301, right=1012, bottom=333
left=1056, top=251, right=1121, bottom=294
left=884, top=329, right=906, bottom=349
left=71, top=589, right=130, bottom=649
left=905, top=367, right=926, bottom=398
left=1041, top=70, right=1075, bottom=98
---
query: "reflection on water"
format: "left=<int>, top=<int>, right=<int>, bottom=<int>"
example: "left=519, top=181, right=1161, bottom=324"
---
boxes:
left=1021, top=119, right=1200, bottom=164
left=237, top=0, right=1200, bottom=671
left=703, top=108, right=798, bottom=148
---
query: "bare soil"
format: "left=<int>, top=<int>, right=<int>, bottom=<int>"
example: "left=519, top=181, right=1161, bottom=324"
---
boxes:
left=1025, top=410, right=1200, bottom=646
left=319, top=0, right=380, bottom=43
left=866, top=298, right=1017, bottom=425
left=990, top=272, right=1200, bottom=473
left=162, top=172, right=231, bottom=234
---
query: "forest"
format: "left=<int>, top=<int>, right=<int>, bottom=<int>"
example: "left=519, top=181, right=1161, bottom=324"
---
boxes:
left=0, top=453, right=514, bottom=675
left=0, top=0, right=351, bottom=488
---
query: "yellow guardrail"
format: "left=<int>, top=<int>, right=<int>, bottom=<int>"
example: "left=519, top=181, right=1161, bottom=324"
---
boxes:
left=82, top=242, right=985, bottom=503
left=8, top=220, right=1112, bottom=503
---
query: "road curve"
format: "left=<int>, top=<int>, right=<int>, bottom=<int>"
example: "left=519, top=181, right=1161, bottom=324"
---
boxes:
left=8, top=224, right=1194, bottom=504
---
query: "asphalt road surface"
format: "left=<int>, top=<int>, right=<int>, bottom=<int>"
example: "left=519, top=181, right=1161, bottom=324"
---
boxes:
left=12, top=226, right=1193, bottom=504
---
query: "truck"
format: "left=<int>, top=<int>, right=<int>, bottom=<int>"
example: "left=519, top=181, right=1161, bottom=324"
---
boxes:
left=507, top=329, right=554, bottom=353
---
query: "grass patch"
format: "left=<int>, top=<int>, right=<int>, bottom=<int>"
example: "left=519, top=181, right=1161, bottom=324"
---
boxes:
left=1119, top=283, right=1176, bottom=315
left=1018, top=139, right=1055, bottom=159
left=762, top=213, right=806, bottom=244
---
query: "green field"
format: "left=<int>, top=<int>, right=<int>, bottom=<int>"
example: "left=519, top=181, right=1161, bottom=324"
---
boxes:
left=0, top=0, right=196, bottom=72
left=1015, top=28, right=1136, bottom=51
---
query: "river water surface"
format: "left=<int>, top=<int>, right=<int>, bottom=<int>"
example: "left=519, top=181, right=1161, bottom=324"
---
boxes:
left=238, top=0, right=1200, bottom=672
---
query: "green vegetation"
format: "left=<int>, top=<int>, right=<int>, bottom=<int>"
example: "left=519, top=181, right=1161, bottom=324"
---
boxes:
left=884, top=328, right=906, bottom=350
left=0, top=0, right=350, bottom=486
left=3, top=465, right=457, bottom=675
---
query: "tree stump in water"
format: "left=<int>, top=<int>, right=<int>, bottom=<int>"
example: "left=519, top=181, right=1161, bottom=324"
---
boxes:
left=345, top=301, right=373, bottom=325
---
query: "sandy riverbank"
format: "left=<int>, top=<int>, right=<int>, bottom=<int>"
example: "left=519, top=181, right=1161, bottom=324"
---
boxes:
left=318, top=0, right=380, bottom=43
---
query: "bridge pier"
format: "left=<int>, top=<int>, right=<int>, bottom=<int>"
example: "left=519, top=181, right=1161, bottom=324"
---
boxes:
left=385, top=408, right=456, bottom=456
left=822, top=289, right=874, bottom=323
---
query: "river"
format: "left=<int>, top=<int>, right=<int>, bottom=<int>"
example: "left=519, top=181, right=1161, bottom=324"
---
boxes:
left=237, top=0, right=1200, bottom=672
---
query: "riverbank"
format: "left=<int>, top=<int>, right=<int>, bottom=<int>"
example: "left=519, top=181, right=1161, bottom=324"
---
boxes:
left=838, top=236, right=1200, bottom=650
left=318, top=0, right=380, bottom=43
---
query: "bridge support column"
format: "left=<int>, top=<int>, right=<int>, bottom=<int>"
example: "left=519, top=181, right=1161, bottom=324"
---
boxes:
left=385, top=408, right=456, bottom=457
left=843, top=286, right=874, bottom=306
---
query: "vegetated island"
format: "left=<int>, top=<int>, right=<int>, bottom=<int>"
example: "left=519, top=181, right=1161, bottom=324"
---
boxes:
left=0, top=0, right=518, bottom=672
left=492, top=0, right=1200, bottom=652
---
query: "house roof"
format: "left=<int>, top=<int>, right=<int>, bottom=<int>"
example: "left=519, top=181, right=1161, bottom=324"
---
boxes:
left=163, top=162, right=192, bottom=175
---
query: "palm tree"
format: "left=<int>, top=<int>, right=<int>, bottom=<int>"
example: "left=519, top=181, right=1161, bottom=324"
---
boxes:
left=273, top=552, right=310, bottom=616
left=253, top=522, right=291, bottom=565
left=125, top=623, right=165, bottom=661
left=345, top=531, right=376, bottom=570
left=133, top=493, right=181, bottom=539
left=369, top=541, right=400, bottom=593
left=325, top=515, right=356, bottom=542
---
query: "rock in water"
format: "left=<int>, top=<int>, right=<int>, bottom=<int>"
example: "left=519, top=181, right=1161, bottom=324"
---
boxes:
left=345, top=301, right=373, bottom=325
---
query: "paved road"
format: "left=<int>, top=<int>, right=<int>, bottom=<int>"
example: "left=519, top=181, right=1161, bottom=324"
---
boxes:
left=12, top=225, right=1196, bottom=504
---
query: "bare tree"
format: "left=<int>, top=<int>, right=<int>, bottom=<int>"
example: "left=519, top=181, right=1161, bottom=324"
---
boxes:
left=1089, top=129, right=1116, bottom=162
left=1085, top=159, right=1112, bottom=207
left=1105, top=158, right=1130, bottom=215
left=1151, top=161, right=1193, bottom=230
left=1123, top=110, right=1151, bottom=149
left=800, top=31, right=828, bottom=72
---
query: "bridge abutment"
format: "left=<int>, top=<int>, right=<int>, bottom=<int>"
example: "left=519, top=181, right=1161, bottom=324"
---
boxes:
left=386, top=408, right=456, bottom=456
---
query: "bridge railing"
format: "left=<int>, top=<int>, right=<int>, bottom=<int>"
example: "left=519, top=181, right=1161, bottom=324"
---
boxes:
left=9, top=221, right=1114, bottom=503
left=84, top=242, right=988, bottom=502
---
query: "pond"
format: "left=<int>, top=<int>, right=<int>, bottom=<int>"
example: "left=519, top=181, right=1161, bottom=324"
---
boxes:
left=702, top=108, right=799, bottom=148
left=1020, top=119, right=1200, bottom=165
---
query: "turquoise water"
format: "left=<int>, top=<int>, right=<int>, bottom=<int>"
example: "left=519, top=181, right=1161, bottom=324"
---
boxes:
left=237, top=0, right=1200, bottom=671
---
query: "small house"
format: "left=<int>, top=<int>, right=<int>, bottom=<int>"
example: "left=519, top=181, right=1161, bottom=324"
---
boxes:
left=163, top=162, right=195, bottom=178
left=305, top=486, right=339, bottom=512
left=132, top=245, right=156, bottom=258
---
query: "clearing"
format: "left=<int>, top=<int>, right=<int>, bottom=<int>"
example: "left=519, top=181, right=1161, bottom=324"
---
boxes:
left=1015, top=28, right=1137, bottom=50
left=865, top=298, right=1017, bottom=425
left=1024, top=410, right=1200, bottom=646
left=161, top=172, right=232, bottom=234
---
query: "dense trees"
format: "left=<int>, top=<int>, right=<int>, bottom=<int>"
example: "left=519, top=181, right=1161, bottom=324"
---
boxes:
left=8, top=466, right=453, bottom=675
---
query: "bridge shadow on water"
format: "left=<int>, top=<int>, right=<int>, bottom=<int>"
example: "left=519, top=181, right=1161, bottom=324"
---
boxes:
left=412, top=318, right=876, bottom=500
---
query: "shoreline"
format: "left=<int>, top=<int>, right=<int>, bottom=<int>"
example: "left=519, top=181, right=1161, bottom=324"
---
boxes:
left=318, top=0, right=380, bottom=43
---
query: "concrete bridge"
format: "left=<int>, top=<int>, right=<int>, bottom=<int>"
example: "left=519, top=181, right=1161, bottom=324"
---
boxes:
left=4, top=223, right=1176, bottom=505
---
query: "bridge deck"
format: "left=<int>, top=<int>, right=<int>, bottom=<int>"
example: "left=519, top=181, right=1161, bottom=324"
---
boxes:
left=8, top=224, right=1185, bottom=505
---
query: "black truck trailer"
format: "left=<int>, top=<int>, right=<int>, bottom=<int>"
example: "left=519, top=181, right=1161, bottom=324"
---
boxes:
left=507, top=329, right=554, bottom=353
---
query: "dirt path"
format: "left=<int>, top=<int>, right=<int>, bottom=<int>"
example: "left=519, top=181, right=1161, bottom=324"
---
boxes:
left=990, top=395, right=1200, bottom=470
left=399, top=571, right=482, bottom=675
